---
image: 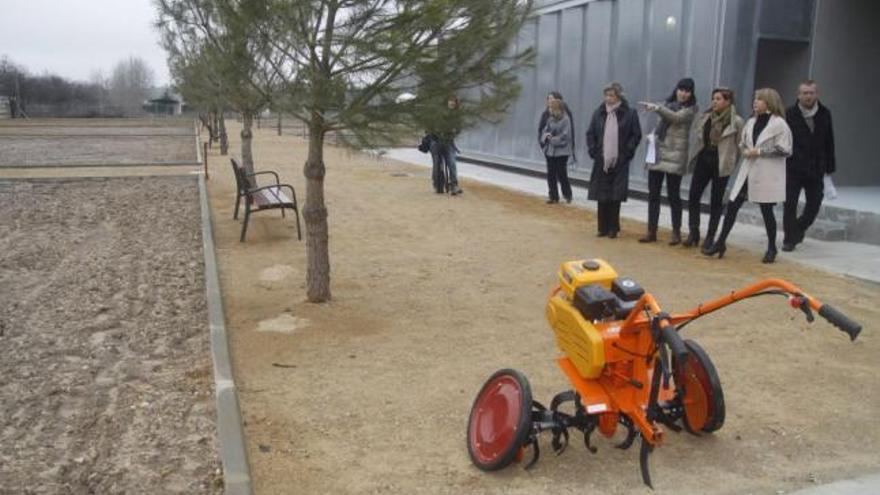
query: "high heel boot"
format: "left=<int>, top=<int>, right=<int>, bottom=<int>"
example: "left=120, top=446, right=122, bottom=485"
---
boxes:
left=703, top=209, right=737, bottom=259
left=682, top=230, right=700, bottom=248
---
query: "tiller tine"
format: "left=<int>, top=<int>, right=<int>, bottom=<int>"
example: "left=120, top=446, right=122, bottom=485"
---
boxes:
left=549, top=390, right=577, bottom=455
left=615, top=414, right=637, bottom=450
left=549, top=390, right=578, bottom=411
left=551, top=426, right=569, bottom=455
left=639, top=437, right=654, bottom=489
left=523, top=439, right=540, bottom=470
left=583, top=420, right=598, bottom=454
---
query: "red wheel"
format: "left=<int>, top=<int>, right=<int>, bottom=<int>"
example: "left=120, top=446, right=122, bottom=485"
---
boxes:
left=678, top=340, right=725, bottom=433
left=467, top=369, right=533, bottom=471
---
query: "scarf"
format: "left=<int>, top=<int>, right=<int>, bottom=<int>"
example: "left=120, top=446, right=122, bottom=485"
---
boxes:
left=708, top=105, right=732, bottom=147
left=603, top=102, right=621, bottom=171
left=656, top=100, right=684, bottom=142
left=799, top=103, right=818, bottom=118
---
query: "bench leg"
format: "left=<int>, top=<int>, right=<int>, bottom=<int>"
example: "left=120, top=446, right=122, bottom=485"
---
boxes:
left=281, top=207, right=286, bottom=218
left=294, top=206, right=302, bottom=241
left=234, top=194, right=241, bottom=220
left=240, top=204, right=251, bottom=242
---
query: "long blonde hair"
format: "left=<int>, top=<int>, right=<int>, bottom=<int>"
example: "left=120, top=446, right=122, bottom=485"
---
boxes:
left=754, top=88, right=785, bottom=117
left=548, top=98, right=564, bottom=119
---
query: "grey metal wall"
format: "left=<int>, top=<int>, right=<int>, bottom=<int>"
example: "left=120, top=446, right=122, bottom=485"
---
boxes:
left=811, top=0, right=880, bottom=186
left=458, top=0, right=880, bottom=189
left=458, top=0, right=735, bottom=188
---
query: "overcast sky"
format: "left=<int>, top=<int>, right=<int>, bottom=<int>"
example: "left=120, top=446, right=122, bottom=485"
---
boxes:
left=0, top=0, right=171, bottom=86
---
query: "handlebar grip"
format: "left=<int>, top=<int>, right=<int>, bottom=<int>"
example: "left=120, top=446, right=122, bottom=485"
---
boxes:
left=660, top=325, right=689, bottom=364
left=818, top=304, right=862, bottom=341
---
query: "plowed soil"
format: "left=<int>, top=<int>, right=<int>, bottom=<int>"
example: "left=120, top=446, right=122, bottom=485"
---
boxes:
left=0, top=174, right=219, bottom=491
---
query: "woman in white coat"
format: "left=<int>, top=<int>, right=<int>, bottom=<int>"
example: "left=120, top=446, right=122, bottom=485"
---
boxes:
left=703, top=88, right=792, bottom=263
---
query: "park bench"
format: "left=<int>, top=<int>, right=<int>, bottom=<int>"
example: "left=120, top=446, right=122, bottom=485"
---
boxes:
left=230, top=158, right=301, bottom=242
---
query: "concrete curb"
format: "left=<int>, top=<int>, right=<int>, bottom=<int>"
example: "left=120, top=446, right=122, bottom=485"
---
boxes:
left=198, top=174, right=253, bottom=495
left=0, top=160, right=201, bottom=168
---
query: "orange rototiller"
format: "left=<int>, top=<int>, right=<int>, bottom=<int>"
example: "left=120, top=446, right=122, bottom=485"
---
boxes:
left=466, top=258, right=862, bottom=488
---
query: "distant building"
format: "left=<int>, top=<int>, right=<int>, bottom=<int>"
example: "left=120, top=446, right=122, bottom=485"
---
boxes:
left=144, top=89, right=183, bottom=115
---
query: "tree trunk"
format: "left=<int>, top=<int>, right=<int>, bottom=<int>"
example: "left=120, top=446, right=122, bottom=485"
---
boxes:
left=241, top=112, right=256, bottom=187
left=219, top=113, right=229, bottom=156
left=303, top=121, right=331, bottom=302
left=213, top=111, right=220, bottom=145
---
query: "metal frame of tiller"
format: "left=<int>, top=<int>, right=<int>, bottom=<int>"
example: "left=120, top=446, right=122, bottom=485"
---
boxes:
left=467, top=260, right=862, bottom=489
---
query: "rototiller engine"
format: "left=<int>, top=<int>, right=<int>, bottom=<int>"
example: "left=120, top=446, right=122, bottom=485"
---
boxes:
left=466, top=258, right=862, bottom=488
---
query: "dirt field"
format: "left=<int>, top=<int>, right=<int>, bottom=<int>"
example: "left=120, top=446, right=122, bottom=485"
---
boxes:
left=0, top=139, right=219, bottom=491
left=206, top=122, right=880, bottom=495
left=0, top=119, right=197, bottom=166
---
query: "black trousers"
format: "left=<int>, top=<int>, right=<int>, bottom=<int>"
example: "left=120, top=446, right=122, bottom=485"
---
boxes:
left=597, top=201, right=621, bottom=234
left=545, top=155, right=572, bottom=201
left=717, top=183, right=777, bottom=250
left=647, top=170, right=682, bottom=232
left=783, top=174, right=824, bottom=244
left=688, top=150, right=729, bottom=239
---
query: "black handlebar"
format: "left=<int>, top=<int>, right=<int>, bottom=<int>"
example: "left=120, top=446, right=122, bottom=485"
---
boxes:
left=818, top=304, right=862, bottom=341
left=660, top=325, right=688, bottom=365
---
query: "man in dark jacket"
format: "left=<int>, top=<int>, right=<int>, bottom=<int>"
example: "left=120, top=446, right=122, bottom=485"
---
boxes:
left=586, top=82, right=642, bottom=238
left=782, top=80, right=835, bottom=251
left=538, top=91, right=576, bottom=162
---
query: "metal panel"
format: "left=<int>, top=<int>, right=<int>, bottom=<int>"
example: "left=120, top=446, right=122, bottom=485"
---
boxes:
left=458, top=0, right=750, bottom=186
left=759, top=0, right=814, bottom=40
left=611, top=0, right=647, bottom=100
left=512, top=19, right=540, bottom=162
left=688, top=0, right=721, bottom=94
left=647, top=0, right=686, bottom=101
left=580, top=0, right=614, bottom=146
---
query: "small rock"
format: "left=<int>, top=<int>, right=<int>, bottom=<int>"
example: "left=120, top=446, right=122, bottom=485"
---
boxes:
left=259, top=444, right=271, bottom=453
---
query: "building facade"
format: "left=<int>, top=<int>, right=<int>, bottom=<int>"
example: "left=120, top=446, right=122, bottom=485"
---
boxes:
left=457, top=0, right=880, bottom=187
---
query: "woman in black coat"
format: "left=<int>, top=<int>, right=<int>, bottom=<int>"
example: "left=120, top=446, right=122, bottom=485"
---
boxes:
left=586, top=82, right=642, bottom=238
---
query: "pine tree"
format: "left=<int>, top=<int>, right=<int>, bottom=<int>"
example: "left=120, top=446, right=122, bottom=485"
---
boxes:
left=156, top=0, right=534, bottom=302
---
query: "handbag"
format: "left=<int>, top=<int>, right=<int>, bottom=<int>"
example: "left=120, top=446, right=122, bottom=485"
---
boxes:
left=418, top=133, right=434, bottom=153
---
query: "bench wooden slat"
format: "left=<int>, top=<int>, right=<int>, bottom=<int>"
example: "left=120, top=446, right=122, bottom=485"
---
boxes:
left=253, top=186, right=292, bottom=207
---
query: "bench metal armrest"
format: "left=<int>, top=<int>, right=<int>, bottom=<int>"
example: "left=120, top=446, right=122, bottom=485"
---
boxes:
left=245, top=170, right=281, bottom=185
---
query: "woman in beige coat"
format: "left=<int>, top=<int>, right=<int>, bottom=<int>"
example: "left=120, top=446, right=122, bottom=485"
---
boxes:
left=703, top=88, right=793, bottom=263
left=638, top=78, right=697, bottom=245
left=683, top=88, right=744, bottom=250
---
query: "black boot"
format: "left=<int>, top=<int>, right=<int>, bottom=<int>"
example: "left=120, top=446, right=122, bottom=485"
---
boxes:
left=703, top=210, right=737, bottom=259
left=668, top=230, right=682, bottom=246
left=639, top=229, right=657, bottom=243
left=762, top=247, right=777, bottom=263
left=702, top=241, right=727, bottom=258
left=683, top=230, right=700, bottom=248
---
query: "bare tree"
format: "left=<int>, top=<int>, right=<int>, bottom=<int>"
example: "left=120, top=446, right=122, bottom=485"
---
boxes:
left=108, top=56, right=156, bottom=116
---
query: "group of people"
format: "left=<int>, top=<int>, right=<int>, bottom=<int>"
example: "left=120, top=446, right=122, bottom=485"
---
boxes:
left=538, top=79, right=835, bottom=263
